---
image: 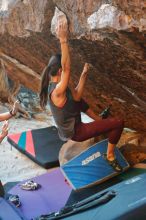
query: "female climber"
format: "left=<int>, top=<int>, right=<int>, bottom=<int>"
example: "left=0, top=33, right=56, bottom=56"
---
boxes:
left=40, top=17, right=124, bottom=172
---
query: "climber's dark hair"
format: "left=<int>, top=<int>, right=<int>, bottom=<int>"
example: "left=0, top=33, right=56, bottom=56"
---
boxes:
left=40, top=54, right=61, bottom=109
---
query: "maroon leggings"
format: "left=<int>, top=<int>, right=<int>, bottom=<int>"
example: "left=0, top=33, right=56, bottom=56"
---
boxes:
left=71, top=118, right=124, bottom=144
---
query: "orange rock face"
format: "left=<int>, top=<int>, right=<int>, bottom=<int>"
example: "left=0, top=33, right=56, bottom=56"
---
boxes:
left=0, top=0, right=146, bottom=131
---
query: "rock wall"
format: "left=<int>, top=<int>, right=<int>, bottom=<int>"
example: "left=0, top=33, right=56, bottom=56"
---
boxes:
left=0, top=0, right=146, bottom=131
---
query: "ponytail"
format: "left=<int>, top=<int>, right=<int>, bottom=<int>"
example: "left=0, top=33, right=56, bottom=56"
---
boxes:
left=40, top=54, right=62, bottom=109
left=40, top=65, right=50, bottom=109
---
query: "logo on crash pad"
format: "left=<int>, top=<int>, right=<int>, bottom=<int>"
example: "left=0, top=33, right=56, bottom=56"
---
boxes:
left=82, top=151, right=101, bottom=165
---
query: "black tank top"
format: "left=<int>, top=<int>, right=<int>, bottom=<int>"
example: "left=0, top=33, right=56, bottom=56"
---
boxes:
left=48, top=82, right=81, bottom=141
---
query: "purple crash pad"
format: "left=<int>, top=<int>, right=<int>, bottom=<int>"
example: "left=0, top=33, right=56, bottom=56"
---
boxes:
left=9, top=168, right=72, bottom=220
